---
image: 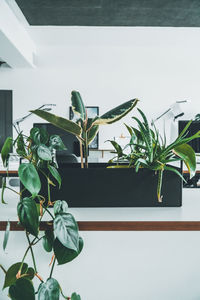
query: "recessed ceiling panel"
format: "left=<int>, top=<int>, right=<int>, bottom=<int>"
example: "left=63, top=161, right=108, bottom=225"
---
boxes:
left=15, top=0, right=200, bottom=26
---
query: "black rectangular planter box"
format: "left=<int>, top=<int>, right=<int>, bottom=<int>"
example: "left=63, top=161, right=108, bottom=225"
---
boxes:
left=37, top=163, right=182, bottom=207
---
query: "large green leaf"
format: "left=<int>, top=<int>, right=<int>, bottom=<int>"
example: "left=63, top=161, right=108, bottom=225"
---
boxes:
left=1, top=137, right=12, bottom=167
left=37, top=144, right=52, bottom=161
left=18, top=163, right=41, bottom=196
left=48, top=165, right=61, bottom=189
left=173, top=143, right=196, bottom=178
left=3, top=220, right=10, bottom=251
left=38, top=278, right=60, bottom=300
left=71, top=91, right=86, bottom=121
left=42, top=229, right=54, bottom=252
left=3, top=262, right=28, bottom=289
left=53, top=213, right=79, bottom=252
left=93, top=98, right=139, bottom=125
left=53, top=236, right=83, bottom=265
left=9, top=278, right=35, bottom=300
left=30, top=110, right=82, bottom=137
left=17, top=197, right=39, bottom=237
left=54, top=200, right=68, bottom=215
left=71, top=293, right=81, bottom=300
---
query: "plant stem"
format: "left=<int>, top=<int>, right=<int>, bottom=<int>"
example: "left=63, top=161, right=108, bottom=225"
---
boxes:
left=79, top=140, right=84, bottom=169
left=26, top=232, right=37, bottom=274
left=5, top=186, right=21, bottom=196
left=0, top=264, right=7, bottom=274
left=42, top=205, right=54, bottom=219
left=47, top=178, right=51, bottom=205
left=49, top=257, right=56, bottom=278
left=84, top=132, right=88, bottom=169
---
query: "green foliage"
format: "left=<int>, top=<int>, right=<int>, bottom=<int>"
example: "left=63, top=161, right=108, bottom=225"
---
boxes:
left=17, top=197, right=39, bottom=237
left=38, top=278, right=60, bottom=300
left=42, top=229, right=54, bottom=252
left=54, top=236, right=83, bottom=265
left=1, top=137, right=13, bottom=167
left=49, top=135, right=66, bottom=150
left=30, top=109, right=82, bottom=137
left=1, top=116, right=83, bottom=299
left=94, top=98, right=139, bottom=125
left=71, top=90, right=86, bottom=121
left=3, top=221, right=10, bottom=251
left=31, top=90, right=139, bottom=168
left=9, top=278, right=35, bottom=300
left=54, top=200, right=68, bottom=215
left=53, top=213, right=79, bottom=252
left=37, top=144, right=52, bottom=161
left=108, top=109, right=200, bottom=202
left=71, top=293, right=81, bottom=300
left=18, top=163, right=41, bottom=197
left=3, top=262, right=28, bottom=289
left=48, top=165, right=62, bottom=188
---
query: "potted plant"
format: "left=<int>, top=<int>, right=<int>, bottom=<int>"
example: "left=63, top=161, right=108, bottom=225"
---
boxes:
left=1, top=127, right=82, bottom=299
left=31, top=91, right=139, bottom=168
left=107, top=108, right=200, bottom=203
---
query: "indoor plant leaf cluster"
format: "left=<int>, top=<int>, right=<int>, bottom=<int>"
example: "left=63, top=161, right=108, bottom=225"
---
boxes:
left=31, top=90, right=139, bottom=168
left=1, top=127, right=83, bottom=299
left=108, top=109, right=200, bottom=202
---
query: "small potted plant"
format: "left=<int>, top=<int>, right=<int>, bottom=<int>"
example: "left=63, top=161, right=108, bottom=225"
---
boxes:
left=1, top=127, right=82, bottom=299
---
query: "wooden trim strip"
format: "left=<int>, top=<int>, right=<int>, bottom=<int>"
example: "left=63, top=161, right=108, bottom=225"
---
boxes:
left=1, top=221, right=200, bottom=231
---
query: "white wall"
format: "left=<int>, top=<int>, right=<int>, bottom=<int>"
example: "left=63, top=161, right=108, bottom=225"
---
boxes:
left=1, top=26, right=200, bottom=300
left=0, top=27, right=200, bottom=146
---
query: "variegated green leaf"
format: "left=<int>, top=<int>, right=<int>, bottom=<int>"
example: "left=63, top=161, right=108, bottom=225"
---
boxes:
left=93, top=98, right=139, bottom=125
left=71, top=91, right=86, bottom=121
left=173, top=143, right=196, bottom=178
left=30, top=110, right=82, bottom=137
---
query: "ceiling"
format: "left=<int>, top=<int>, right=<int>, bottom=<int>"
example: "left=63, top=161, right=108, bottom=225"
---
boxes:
left=15, top=0, right=200, bottom=27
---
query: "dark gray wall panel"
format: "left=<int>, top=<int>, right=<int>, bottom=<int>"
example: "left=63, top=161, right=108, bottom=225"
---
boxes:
left=0, top=90, right=13, bottom=151
left=15, top=0, right=200, bottom=26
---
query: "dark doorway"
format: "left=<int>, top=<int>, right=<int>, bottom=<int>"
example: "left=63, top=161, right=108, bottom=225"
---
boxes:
left=0, top=90, right=13, bottom=151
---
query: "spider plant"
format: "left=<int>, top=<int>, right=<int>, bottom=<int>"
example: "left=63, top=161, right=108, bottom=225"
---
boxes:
left=108, top=109, right=200, bottom=202
left=31, top=91, right=139, bottom=168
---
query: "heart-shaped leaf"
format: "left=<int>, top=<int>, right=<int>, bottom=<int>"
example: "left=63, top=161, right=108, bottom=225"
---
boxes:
left=3, top=262, right=28, bottom=289
left=18, top=163, right=41, bottom=196
left=53, top=213, right=79, bottom=252
left=37, top=144, right=52, bottom=161
left=71, top=292, right=81, bottom=300
left=30, top=127, right=49, bottom=145
left=54, top=200, right=68, bottom=215
left=54, top=236, right=83, bottom=265
left=17, top=197, right=39, bottom=237
left=1, top=137, right=12, bottom=167
left=49, top=135, right=66, bottom=150
left=42, top=229, right=54, bottom=252
left=38, top=278, right=60, bottom=300
left=48, top=165, right=61, bottom=189
left=9, top=278, right=35, bottom=300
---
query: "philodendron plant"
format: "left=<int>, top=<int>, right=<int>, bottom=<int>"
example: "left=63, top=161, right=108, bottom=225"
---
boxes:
left=1, top=127, right=83, bottom=300
left=31, top=91, right=139, bottom=168
left=108, top=109, right=200, bottom=202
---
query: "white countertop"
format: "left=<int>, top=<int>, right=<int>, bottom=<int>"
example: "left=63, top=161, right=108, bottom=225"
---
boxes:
left=1, top=188, right=200, bottom=222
